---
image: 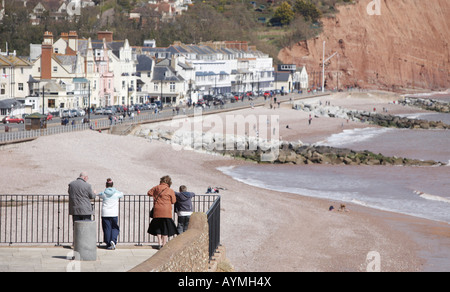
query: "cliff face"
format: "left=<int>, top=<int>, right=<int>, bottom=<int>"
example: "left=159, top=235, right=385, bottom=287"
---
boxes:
left=278, top=0, right=450, bottom=91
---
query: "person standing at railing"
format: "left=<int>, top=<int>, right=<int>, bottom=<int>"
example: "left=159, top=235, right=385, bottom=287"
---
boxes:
left=68, top=172, right=96, bottom=222
left=174, top=185, right=195, bottom=234
left=147, top=175, right=178, bottom=249
left=98, top=178, right=123, bottom=250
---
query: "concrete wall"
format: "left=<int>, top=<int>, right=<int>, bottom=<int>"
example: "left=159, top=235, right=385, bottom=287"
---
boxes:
left=128, top=212, right=209, bottom=272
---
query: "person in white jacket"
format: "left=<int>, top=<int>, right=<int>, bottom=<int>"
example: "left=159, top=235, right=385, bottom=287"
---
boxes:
left=98, top=178, right=124, bottom=250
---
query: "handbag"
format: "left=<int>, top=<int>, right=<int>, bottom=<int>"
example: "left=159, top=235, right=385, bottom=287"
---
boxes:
left=150, top=187, right=168, bottom=218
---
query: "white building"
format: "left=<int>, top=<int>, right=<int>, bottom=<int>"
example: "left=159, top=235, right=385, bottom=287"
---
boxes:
left=298, top=66, right=309, bottom=90
left=109, top=39, right=137, bottom=106
left=0, top=52, right=34, bottom=117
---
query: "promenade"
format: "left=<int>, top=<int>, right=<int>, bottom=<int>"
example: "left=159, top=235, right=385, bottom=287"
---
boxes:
left=0, top=245, right=157, bottom=272
left=1, top=90, right=334, bottom=272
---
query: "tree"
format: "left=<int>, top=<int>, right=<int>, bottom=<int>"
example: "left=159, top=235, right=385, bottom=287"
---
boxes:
left=270, top=2, right=295, bottom=26
left=294, top=0, right=322, bottom=23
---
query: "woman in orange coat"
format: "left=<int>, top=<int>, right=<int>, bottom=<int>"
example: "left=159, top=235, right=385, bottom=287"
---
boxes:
left=147, top=175, right=178, bottom=249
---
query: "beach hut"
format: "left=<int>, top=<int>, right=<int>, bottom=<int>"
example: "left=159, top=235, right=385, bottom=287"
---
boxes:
left=25, top=112, right=47, bottom=130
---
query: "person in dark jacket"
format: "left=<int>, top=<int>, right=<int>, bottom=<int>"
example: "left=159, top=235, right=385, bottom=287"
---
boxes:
left=68, top=172, right=96, bottom=222
left=174, top=185, right=195, bottom=234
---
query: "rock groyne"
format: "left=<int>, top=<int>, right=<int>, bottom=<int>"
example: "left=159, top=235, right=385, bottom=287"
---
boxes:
left=135, top=128, right=446, bottom=167
left=293, top=102, right=450, bottom=129
left=400, top=97, right=450, bottom=113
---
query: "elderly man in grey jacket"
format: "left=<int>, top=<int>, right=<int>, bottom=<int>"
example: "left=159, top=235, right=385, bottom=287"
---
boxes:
left=68, top=172, right=96, bottom=222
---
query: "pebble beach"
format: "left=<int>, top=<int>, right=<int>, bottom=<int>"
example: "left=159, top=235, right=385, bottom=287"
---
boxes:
left=1, top=90, right=449, bottom=271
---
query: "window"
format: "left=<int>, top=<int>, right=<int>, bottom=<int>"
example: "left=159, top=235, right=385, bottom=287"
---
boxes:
left=48, top=99, right=55, bottom=108
left=154, top=83, right=158, bottom=91
left=170, top=82, right=175, bottom=92
left=18, top=83, right=24, bottom=91
left=53, top=66, right=57, bottom=72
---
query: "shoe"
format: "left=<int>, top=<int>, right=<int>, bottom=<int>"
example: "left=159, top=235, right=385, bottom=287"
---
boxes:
left=110, top=241, right=116, bottom=250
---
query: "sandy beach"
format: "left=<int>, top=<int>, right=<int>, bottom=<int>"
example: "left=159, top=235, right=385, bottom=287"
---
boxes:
left=1, top=91, right=449, bottom=271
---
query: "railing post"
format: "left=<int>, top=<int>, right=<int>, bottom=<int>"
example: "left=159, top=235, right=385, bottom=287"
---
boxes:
left=56, top=195, right=61, bottom=246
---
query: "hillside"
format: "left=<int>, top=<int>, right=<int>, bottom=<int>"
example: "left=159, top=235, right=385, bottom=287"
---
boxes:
left=278, top=0, right=450, bottom=91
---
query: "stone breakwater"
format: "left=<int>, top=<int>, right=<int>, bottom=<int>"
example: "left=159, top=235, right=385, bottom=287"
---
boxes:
left=400, top=97, right=450, bottom=113
left=135, top=128, right=446, bottom=166
left=293, top=102, right=450, bottom=129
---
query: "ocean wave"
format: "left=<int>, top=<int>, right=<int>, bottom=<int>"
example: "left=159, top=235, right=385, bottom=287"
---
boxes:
left=350, top=199, right=368, bottom=207
left=414, top=190, right=450, bottom=204
left=317, top=127, right=393, bottom=147
left=216, top=165, right=235, bottom=174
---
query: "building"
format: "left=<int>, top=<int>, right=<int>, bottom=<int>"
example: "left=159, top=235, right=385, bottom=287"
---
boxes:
left=273, top=71, right=292, bottom=93
left=30, top=31, right=134, bottom=111
left=298, top=66, right=309, bottom=90
left=29, top=31, right=275, bottom=110
left=0, top=52, right=34, bottom=117
left=141, top=41, right=275, bottom=98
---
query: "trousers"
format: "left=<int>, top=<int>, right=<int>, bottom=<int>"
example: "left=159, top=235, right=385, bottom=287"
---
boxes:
left=177, top=215, right=190, bottom=234
left=101, top=216, right=120, bottom=247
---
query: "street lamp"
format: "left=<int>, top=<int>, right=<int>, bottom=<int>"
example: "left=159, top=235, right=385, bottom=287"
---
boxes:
left=88, top=81, right=91, bottom=121
left=42, top=85, right=46, bottom=115
left=322, top=41, right=338, bottom=93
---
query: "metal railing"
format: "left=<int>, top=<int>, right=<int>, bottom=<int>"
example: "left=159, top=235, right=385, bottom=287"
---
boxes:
left=0, top=194, right=220, bottom=252
left=206, top=194, right=221, bottom=259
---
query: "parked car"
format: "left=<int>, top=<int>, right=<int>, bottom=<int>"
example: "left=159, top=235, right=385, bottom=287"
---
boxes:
left=62, top=110, right=74, bottom=118
left=2, top=115, right=24, bottom=124
left=196, top=99, right=205, bottom=106
left=203, top=95, right=214, bottom=102
left=94, top=108, right=104, bottom=115
left=103, top=106, right=116, bottom=115
left=70, top=109, right=79, bottom=117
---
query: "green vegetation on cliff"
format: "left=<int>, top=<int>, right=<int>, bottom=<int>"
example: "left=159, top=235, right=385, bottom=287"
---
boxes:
left=0, top=0, right=352, bottom=61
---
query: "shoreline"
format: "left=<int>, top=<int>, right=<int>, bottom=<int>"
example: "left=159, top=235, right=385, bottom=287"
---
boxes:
left=206, top=158, right=450, bottom=272
left=0, top=90, right=449, bottom=271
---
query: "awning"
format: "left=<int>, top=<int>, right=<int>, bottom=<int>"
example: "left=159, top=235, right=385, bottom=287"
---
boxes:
left=73, top=78, right=89, bottom=83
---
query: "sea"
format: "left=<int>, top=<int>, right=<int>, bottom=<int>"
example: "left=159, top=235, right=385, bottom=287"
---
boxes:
left=218, top=93, right=450, bottom=270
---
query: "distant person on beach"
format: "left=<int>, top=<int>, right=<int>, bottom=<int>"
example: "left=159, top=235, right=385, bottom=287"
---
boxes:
left=68, top=172, right=96, bottom=222
left=147, top=175, right=178, bottom=249
left=175, top=185, right=196, bottom=234
left=98, top=178, right=124, bottom=250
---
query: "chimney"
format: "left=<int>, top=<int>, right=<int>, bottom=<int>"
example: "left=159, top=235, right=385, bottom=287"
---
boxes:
left=171, top=54, right=177, bottom=72
left=60, top=32, right=69, bottom=41
left=97, top=31, right=113, bottom=43
left=68, top=31, right=78, bottom=51
left=41, top=31, right=53, bottom=80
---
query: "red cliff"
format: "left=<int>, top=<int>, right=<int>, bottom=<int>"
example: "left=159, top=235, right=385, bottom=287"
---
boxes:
left=278, top=0, right=450, bottom=91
